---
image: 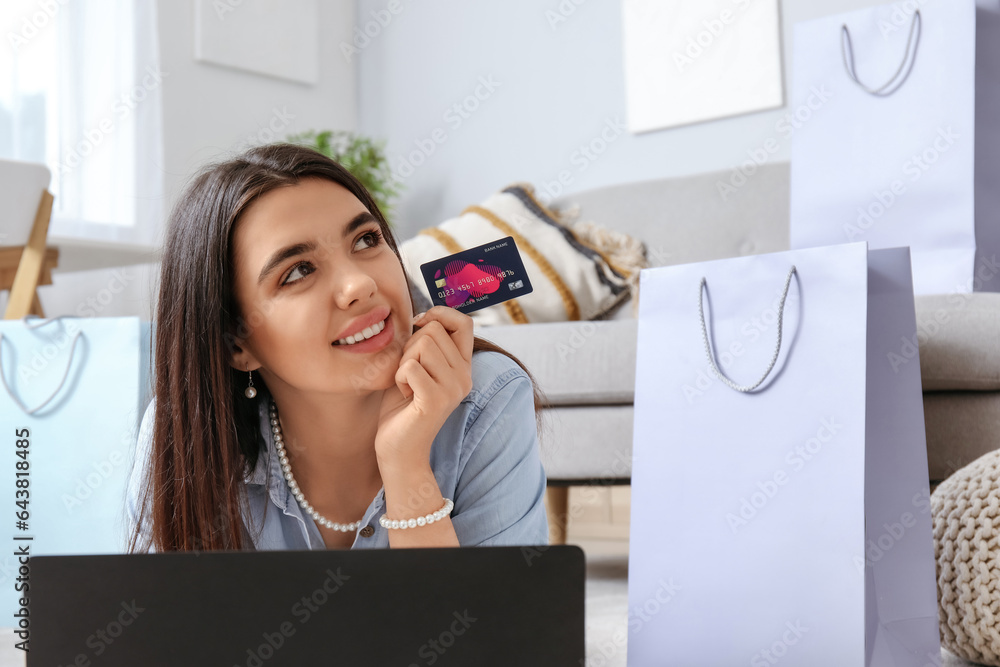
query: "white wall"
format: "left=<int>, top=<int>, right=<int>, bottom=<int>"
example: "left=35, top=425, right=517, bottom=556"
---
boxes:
left=31, top=0, right=357, bottom=320
left=158, top=0, right=357, bottom=210
left=356, top=0, right=896, bottom=239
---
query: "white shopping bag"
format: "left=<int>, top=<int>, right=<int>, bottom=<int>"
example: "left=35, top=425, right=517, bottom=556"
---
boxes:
left=0, top=316, right=151, bottom=619
left=789, top=0, right=1000, bottom=295
left=628, top=243, right=940, bottom=666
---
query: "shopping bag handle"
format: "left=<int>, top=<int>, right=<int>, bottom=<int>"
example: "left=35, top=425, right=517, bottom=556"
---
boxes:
left=698, top=266, right=797, bottom=393
left=841, top=10, right=921, bottom=97
left=0, top=315, right=85, bottom=415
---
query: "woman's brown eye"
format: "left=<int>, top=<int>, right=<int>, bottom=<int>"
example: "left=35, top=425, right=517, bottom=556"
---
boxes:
left=354, top=229, right=384, bottom=251
left=282, top=262, right=314, bottom=286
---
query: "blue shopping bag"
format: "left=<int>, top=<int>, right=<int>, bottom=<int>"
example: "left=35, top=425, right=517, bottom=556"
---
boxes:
left=0, top=316, right=151, bottom=623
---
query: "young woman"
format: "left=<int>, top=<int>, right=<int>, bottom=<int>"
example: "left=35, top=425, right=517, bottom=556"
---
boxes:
left=127, top=143, right=549, bottom=552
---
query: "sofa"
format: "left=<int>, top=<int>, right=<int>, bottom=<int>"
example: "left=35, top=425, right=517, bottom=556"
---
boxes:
left=475, top=162, right=1000, bottom=543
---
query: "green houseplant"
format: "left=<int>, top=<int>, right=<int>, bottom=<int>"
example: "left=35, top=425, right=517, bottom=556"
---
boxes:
left=286, top=130, right=402, bottom=225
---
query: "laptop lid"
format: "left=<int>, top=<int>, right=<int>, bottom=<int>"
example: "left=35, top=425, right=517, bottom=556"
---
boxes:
left=28, top=545, right=584, bottom=666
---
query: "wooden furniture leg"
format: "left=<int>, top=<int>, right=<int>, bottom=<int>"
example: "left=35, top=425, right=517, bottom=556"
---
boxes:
left=5, top=190, right=54, bottom=320
left=545, top=485, right=570, bottom=545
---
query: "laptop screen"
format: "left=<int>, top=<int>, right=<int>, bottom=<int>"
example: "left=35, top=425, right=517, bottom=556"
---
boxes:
left=28, top=545, right=584, bottom=666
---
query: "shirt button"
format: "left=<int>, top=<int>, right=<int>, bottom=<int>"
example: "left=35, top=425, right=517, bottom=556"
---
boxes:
left=360, top=525, right=375, bottom=537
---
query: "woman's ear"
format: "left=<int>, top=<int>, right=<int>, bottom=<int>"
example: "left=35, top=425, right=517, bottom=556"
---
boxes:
left=225, top=332, right=260, bottom=372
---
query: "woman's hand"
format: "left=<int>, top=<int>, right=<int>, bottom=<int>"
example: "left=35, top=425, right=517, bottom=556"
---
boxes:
left=375, top=306, right=474, bottom=473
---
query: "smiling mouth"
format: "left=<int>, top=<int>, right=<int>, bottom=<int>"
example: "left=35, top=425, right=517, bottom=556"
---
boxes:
left=332, top=317, right=388, bottom=346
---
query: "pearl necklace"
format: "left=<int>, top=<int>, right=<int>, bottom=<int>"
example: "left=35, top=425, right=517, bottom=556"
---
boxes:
left=269, top=399, right=363, bottom=533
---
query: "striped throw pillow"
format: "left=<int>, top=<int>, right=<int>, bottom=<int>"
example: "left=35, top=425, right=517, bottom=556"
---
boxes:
left=399, top=184, right=644, bottom=326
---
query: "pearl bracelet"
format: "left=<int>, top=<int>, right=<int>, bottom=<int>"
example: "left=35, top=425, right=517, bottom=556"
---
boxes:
left=379, top=498, right=454, bottom=530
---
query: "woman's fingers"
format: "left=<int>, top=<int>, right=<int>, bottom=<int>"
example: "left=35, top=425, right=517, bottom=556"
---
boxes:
left=403, top=332, right=451, bottom=382
left=407, top=319, right=464, bottom=371
left=395, top=357, right=434, bottom=403
left=412, top=306, right=473, bottom=362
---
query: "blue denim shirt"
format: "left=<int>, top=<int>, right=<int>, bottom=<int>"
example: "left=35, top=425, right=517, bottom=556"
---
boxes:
left=127, top=351, right=549, bottom=550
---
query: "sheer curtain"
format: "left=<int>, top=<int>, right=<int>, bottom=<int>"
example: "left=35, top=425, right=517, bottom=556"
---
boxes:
left=1, top=0, right=164, bottom=249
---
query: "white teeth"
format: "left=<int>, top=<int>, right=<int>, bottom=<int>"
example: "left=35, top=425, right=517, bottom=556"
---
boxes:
left=336, top=318, right=386, bottom=346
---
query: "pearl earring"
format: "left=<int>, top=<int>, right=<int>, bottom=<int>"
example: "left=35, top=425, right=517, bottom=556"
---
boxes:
left=245, top=365, right=257, bottom=399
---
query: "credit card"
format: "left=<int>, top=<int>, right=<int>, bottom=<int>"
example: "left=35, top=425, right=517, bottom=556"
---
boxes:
left=419, top=236, right=534, bottom=314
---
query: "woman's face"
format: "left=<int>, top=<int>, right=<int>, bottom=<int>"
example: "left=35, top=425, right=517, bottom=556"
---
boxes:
left=229, top=177, right=412, bottom=396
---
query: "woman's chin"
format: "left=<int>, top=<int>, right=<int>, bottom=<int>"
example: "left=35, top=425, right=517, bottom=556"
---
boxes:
left=340, top=347, right=404, bottom=394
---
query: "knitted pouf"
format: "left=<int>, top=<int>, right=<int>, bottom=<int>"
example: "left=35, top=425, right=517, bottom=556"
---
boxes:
left=932, top=448, right=1000, bottom=665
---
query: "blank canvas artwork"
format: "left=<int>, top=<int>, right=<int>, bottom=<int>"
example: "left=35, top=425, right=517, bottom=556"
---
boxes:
left=622, top=0, right=784, bottom=133
left=194, top=0, right=319, bottom=85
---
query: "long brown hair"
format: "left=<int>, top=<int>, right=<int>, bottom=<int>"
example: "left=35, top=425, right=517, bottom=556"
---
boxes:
left=129, top=143, right=546, bottom=553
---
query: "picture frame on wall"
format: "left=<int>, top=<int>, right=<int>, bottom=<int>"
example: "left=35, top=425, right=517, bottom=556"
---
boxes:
left=622, top=0, right=785, bottom=133
left=194, top=0, right=319, bottom=85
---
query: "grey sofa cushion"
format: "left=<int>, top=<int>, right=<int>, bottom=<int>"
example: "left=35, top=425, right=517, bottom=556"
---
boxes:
left=537, top=406, right=634, bottom=481
left=477, top=320, right=637, bottom=406
left=915, top=294, right=1000, bottom=391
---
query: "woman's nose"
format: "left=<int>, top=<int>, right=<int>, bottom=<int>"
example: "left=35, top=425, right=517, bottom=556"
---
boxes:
left=332, top=263, right=377, bottom=309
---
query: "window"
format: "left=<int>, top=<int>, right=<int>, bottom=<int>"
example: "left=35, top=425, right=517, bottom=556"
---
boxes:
left=1, top=0, right=164, bottom=248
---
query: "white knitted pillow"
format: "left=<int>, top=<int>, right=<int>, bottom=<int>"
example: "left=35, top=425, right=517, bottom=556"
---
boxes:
left=399, top=184, right=645, bottom=326
left=931, top=448, right=1000, bottom=665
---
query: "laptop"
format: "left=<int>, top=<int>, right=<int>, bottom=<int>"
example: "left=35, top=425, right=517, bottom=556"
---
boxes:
left=28, top=545, right=585, bottom=666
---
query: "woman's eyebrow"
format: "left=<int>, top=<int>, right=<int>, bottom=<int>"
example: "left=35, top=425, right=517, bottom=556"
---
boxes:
left=257, top=241, right=316, bottom=285
left=256, top=211, right=379, bottom=285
